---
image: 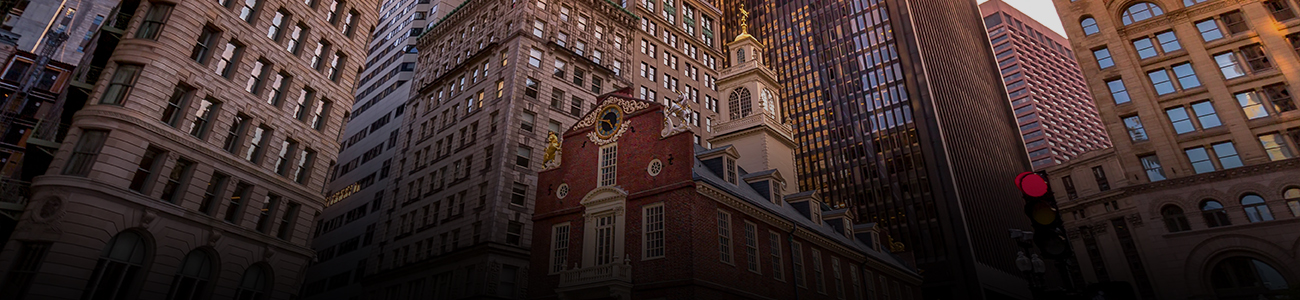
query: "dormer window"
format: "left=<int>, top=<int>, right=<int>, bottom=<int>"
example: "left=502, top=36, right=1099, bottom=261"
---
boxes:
left=600, top=144, right=618, bottom=186
left=725, top=157, right=737, bottom=184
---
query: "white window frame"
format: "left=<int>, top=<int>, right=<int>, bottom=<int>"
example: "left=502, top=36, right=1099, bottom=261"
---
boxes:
left=717, top=210, right=733, bottom=264
left=599, top=143, right=617, bottom=186
left=550, top=222, right=570, bottom=274
left=643, top=203, right=665, bottom=259
left=744, top=221, right=760, bottom=274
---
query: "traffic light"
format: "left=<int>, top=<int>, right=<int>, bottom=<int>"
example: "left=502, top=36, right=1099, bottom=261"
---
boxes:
left=1016, top=171, right=1072, bottom=260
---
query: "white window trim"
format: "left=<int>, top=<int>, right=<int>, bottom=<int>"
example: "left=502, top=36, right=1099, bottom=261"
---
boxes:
left=642, top=202, right=666, bottom=260
left=599, top=143, right=618, bottom=187
left=717, top=209, right=733, bottom=265
left=550, top=222, right=571, bottom=274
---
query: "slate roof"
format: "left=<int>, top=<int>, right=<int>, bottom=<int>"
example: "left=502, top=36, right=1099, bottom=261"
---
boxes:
left=690, top=146, right=918, bottom=275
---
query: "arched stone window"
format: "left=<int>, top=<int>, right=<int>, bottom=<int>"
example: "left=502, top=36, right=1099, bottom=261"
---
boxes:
left=167, top=249, right=215, bottom=300
left=1080, top=17, right=1100, bottom=35
left=1285, top=188, right=1300, bottom=217
left=728, top=87, right=752, bottom=120
left=1161, top=205, right=1191, bottom=232
left=1121, top=2, right=1165, bottom=25
left=737, top=48, right=746, bottom=64
left=761, top=89, right=777, bottom=117
left=1184, top=0, right=1209, bottom=7
left=82, top=231, right=151, bottom=300
left=234, top=264, right=272, bottom=300
left=1210, top=256, right=1290, bottom=298
left=1200, top=200, right=1231, bottom=228
left=1240, top=194, right=1274, bottom=223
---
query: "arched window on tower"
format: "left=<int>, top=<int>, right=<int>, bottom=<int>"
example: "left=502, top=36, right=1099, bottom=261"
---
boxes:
left=737, top=48, right=746, bottom=64
left=728, top=87, right=752, bottom=120
left=761, top=89, right=777, bottom=117
left=1080, top=17, right=1099, bottom=35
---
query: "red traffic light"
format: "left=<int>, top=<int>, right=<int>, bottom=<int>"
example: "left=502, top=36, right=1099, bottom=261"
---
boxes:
left=1016, top=172, right=1049, bottom=197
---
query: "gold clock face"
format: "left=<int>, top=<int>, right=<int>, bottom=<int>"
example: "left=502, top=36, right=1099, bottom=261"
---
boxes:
left=596, top=106, right=622, bottom=138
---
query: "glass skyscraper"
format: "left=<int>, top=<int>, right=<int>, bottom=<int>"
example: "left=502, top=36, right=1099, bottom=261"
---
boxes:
left=716, top=0, right=1037, bottom=298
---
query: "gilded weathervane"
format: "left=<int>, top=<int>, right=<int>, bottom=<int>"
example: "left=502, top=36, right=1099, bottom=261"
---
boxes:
left=739, top=5, right=749, bottom=34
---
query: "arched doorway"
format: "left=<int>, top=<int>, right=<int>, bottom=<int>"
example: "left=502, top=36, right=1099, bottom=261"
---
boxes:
left=1210, top=256, right=1290, bottom=299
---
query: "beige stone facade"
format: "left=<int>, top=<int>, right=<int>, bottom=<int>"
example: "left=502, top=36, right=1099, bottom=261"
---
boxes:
left=1049, top=0, right=1300, bottom=298
left=0, top=0, right=376, bottom=299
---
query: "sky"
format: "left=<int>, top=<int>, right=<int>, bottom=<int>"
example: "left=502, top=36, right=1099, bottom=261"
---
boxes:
left=977, top=0, right=1067, bottom=36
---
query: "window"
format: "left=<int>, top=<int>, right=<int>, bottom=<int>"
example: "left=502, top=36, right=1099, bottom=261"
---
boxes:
left=1148, top=69, right=1175, bottom=95
left=63, top=130, right=109, bottom=176
left=1260, top=133, right=1295, bottom=161
left=1187, top=147, right=1215, bottom=174
left=199, top=173, right=229, bottom=214
left=590, top=214, right=616, bottom=265
left=266, top=72, right=288, bottom=106
left=325, top=0, right=342, bottom=24
left=1156, top=31, right=1182, bottom=53
left=1214, top=52, right=1246, bottom=80
left=275, top=139, right=298, bottom=175
left=1167, top=107, right=1194, bottom=134
left=744, top=221, right=760, bottom=273
left=717, top=210, right=732, bottom=264
left=533, top=19, right=545, bottom=38
left=343, top=10, right=359, bottom=36
left=1196, top=19, right=1223, bottom=42
left=643, top=204, right=665, bottom=259
left=1267, top=0, right=1297, bottom=21
left=792, top=242, right=805, bottom=287
left=1263, top=84, right=1296, bottom=113
left=1079, top=17, right=1099, bottom=35
left=165, top=249, right=214, bottom=300
left=553, top=60, right=566, bottom=78
left=528, top=48, right=542, bottom=67
left=101, top=65, right=142, bottom=105
left=1161, top=205, right=1191, bottom=232
left=311, top=98, right=331, bottom=130
left=239, top=0, right=260, bottom=22
left=159, top=158, right=194, bottom=204
left=1286, top=188, right=1300, bottom=217
left=1093, top=48, right=1114, bottom=69
left=599, top=144, right=617, bottom=186
left=189, top=98, right=220, bottom=139
left=1240, top=194, right=1275, bottom=223
left=233, top=265, right=269, bottom=300
left=224, top=182, right=251, bottom=223
left=1093, top=166, right=1111, bottom=191
left=1220, top=10, right=1248, bottom=35
left=135, top=4, right=172, bottom=40
left=222, top=114, right=250, bottom=154
left=1202, top=200, right=1232, bottom=227
left=833, top=258, right=845, bottom=299
left=128, top=147, right=165, bottom=193
left=81, top=231, right=149, bottom=300
left=327, top=52, right=346, bottom=81
left=310, top=41, right=330, bottom=70
left=506, top=221, right=523, bottom=245
left=1121, top=3, right=1164, bottom=25
left=1213, top=142, right=1243, bottom=169
left=1140, top=154, right=1165, bottom=181
left=245, top=126, right=270, bottom=163
left=1209, top=256, right=1289, bottom=297
left=254, top=194, right=281, bottom=233
left=511, top=182, right=527, bottom=206
left=812, top=249, right=826, bottom=294
left=1190, top=100, right=1222, bottom=129
left=215, top=41, right=244, bottom=78
left=1133, top=37, right=1158, bottom=59
left=1123, top=115, right=1148, bottom=141
left=516, top=145, right=531, bottom=167
left=1108, top=79, right=1130, bottom=104
left=1063, top=176, right=1078, bottom=199
left=1239, top=44, right=1273, bottom=73
left=725, top=157, right=737, bottom=184
left=1184, top=0, right=1209, bottom=6
left=246, top=59, right=269, bottom=94
left=267, top=10, right=287, bottom=41
left=294, top=148, right=315, bottom=184
left=1236, top=91, right=1270, bottom=119
left=1171, top=63, right=1200, bottom=90
left=551, top=223, right=570, bottom=273
left=161, top=85, right=193, bottom=127
left=286, top=24, right=306, bottom=54
left=277, top=202, right=300, bottom=239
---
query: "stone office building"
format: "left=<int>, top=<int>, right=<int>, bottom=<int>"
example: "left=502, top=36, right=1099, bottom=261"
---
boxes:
left=0, top=0, right=376, bottom=299
left=1047, top=0, right=1300, bottom=298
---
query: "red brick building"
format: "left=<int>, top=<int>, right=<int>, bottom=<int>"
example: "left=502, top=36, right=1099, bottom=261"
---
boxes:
left=527, top=31, right=921, bottom=300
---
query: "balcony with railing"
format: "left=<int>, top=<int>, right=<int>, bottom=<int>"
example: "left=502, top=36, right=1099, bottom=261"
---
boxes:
left=0, top=179, right=32, bottom=220
left=555, top=258, right=633, bottom=299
